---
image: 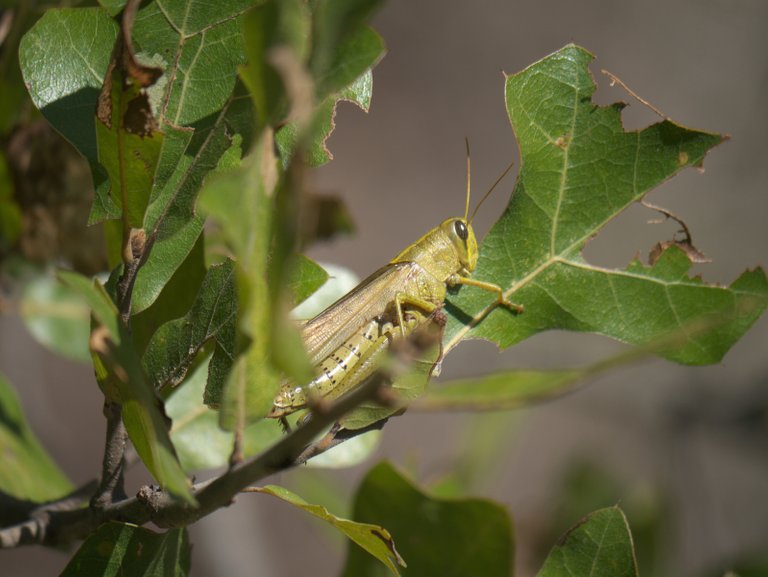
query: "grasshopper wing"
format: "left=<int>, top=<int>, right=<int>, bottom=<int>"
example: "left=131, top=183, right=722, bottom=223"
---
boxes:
left=300, top=261, right=441, bottom=365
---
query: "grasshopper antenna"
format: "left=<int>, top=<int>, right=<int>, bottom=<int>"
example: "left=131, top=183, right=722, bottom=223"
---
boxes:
left=464, top=138, right=472, bottom=221
left=469, top=156, right=515, bottom=224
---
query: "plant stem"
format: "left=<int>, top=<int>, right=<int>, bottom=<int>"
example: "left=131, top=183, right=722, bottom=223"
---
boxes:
left=0, top=370, right=393, bottom=547
left=90, top=401, right=128, bottom=509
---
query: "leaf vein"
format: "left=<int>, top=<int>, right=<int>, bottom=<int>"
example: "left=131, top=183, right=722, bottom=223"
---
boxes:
left=172, top=36, right=206, bottom=125
left=550, top=82, right=580, bottom=256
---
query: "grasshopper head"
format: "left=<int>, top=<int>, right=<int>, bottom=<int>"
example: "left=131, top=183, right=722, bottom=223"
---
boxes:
left=441, top=217, right=478, bottom=275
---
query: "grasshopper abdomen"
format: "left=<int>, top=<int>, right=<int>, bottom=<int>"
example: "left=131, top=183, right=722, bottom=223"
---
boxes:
left=269, top=314, right=422, bottom=418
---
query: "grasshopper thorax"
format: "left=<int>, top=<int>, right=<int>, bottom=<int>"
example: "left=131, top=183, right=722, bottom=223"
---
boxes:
left=391, top=217, right=479, bottom=281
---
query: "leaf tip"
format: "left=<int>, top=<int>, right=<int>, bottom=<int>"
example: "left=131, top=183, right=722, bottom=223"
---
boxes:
left=369, top=528, right=407, bottom=568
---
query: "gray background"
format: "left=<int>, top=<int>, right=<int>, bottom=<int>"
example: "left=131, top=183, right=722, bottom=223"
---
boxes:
left=2, top=0, right=767, bottom=575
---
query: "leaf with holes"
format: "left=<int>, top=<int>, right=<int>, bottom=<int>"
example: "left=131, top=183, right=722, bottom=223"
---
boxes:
left=443, top=44, right=767, bottom=364
left=20, top=3, right=255, bottom=314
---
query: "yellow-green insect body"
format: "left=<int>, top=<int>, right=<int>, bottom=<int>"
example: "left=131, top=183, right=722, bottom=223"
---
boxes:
left=269, top=313, right=424, bottom=418
left=269, top=147, right=519, bottom=420
left=268, top=215, right=519, bottom=420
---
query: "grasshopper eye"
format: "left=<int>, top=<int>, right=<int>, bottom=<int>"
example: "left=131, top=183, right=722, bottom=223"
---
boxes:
left=454, top=220, right=469, bottom=241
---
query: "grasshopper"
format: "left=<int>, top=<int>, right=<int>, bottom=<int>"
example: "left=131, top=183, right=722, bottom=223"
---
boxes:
left=268, top=151, right=521, bottom=421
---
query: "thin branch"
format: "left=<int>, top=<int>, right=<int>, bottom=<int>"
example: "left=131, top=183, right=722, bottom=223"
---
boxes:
left=94, top=229, right=149, bottom=507
left=0, top=282, right=445, bottom=547
left=295, top=419, right=389, bottom=464
left=149, top=370, right=394, bottom=527
left=115, top=228, right=147, bottom=325
left=90, top=401, right=128, bottom=510
left=90, top=0, right=157, bottom=511
left=0, top=370, right=394, bottom=547
left=0, top=481, right=98, bottom=548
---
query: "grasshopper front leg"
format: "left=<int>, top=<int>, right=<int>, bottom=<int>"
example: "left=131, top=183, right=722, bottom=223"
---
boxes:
left=447, top=274, right=524, bottom=313
left=393, top=293, right=439, bottom=337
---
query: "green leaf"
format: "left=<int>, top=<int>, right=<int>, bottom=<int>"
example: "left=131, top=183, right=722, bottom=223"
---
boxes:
left=310, top=0, right=385, bottom=99
left=537, top=507, right=638, bottom=577
left=21, top=4, right=255, bottom=313
left=59, top=271, right=194, bottom=503
left=0, top=373, right=72, bottom=503
left=61, top=522, right=190, bottom=577
left=341, top=461, right=514, bottom=577
left=132, top=1, right=250, bottom=126
left=59, top=271, right=119, bottom=337
left=276, top=68, right=375, bottom=167
left=128, top=1, right=255, bottom=313
left=415, top=368, right=587, bottom=412
left=91, top=32, right=164, bottom=227
left=444, top=44, right=767, bottom=365
left=168, top=356, right=233, bottom=471
left=167, top=355, right=283, bottom=471
left=205, top=313, right=237, bottom=411
left=291, top=262, right=359, bottom=319
left=240, top=0, right=310, bottom=128
left=130, top=90, right=252, bottom=314
left=544, top=461, right=663, bottom=577
left=100, top=0, right=127, bottom=18
left=255, top=484, right=406, bottom=576
left=288, top=254, right=329, bottom=306
left=249, top=0, right=382, bottom=165
left=19, top=8, right=118, bottom=162
left=131, top=232, right=207, bottom=357
left=418, top=320, right=718, bottom=412
left=143, top=259, right=236, bottom=391
left=20, top=272, right=91, bottom=363
left=198, top=151, right=283, bottom=425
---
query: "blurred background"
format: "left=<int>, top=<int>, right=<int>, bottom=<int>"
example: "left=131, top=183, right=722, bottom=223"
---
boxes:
left=2, top=0, right=767, bottom=575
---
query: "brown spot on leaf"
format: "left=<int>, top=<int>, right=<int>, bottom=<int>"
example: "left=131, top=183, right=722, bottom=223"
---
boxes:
left=678, top=151, right=689, bottom=166
left=96, top=54, right=118, bottom=127
left=555, top=134, right=570, bottom=149
left=123, top=92, right=158, bottom=136
left=96, top=0, right=162, bottom=131
left=96, top=539, right=115, bottom=557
